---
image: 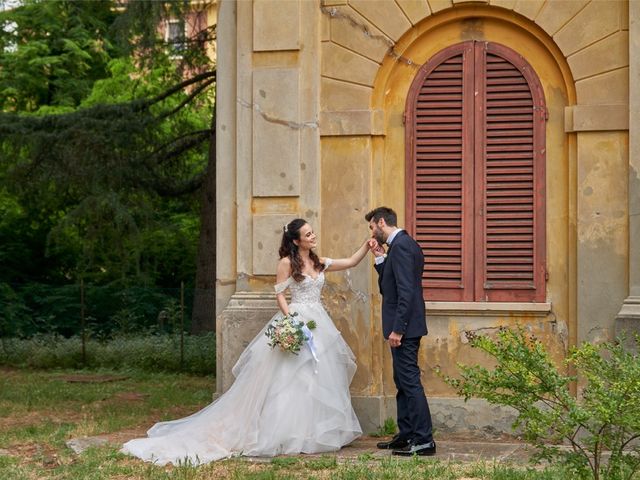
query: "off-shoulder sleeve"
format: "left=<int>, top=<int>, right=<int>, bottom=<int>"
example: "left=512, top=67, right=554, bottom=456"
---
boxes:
left=323, top=258, right=333, bottom=271
left=274, top=277, right=293, bottom=295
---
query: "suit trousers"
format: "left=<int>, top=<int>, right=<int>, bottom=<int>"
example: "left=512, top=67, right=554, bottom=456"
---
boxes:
left=391, top=337, right=433, bottom=445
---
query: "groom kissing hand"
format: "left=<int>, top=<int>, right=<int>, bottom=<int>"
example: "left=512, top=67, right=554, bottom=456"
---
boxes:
left=365, top=206, right=436, bottom=457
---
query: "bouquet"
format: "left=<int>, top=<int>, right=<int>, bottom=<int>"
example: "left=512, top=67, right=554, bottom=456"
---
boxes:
left=265, top=311, right=317, bottom=355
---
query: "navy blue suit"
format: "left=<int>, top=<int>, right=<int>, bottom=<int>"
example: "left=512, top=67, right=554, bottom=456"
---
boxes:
left=374, top=230, right=433, bottom=445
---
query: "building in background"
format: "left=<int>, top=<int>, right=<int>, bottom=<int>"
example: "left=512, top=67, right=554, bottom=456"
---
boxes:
left=215, top=0, right=638, bottom=434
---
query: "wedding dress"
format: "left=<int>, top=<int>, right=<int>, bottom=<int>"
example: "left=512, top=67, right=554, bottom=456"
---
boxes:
left=121, top=258, right=362, bottom=465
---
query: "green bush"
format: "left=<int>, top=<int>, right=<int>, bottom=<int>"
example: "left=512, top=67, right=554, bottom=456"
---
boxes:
left=0, top=333, right=215, bottom=375
left=442, top=327, right=640, bottom=480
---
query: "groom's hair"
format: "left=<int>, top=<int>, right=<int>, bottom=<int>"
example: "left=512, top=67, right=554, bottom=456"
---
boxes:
left=365, top=207, right=397, bottom=226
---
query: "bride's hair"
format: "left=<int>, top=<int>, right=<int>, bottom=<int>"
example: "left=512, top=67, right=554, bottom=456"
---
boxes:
left=279, top=218, right=324, bottom=282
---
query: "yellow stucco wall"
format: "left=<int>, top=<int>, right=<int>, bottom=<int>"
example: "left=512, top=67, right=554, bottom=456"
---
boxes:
left=218, top=0, right=631, bottom=406
left=313, top=1, right=628, bottom=397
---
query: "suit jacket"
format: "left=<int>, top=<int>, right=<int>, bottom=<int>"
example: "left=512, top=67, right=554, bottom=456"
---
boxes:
left=374, top=230, right=427, bottom=339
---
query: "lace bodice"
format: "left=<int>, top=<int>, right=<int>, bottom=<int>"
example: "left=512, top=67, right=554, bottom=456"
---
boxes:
left=274, top=258, right=332, bottom=304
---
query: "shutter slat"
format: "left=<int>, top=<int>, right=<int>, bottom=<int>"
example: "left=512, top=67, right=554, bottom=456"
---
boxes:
left=419, top=86, right=464, bottom=94
left=486, top=114, right=533, bottom=122
left=486, top=76, right=528, bottom=85
left=426, top=272, right=463, bottom=279
left=418, top=94, right=463, bottom=101
left=486, top=250, right=533, bottom=256
left=416, top=211, right=461, bottom=218
left=486, top=92, right=533, bottom=100
left=415, top=124, right=462, bottom=131
left=486, top=69, right=521, bottom=77
left=487, top=100, right=533, bottom=107
left=417, top=109, right=463, bottom=116
left=486, top=122, right=533, bottom=130
left=417, top=101, right=463, bottom=109
left=417, top=145, right=462, bottom=152
left=428, top=72, right=465, bottom=79
left=417, top=167, right=462, bottom=174
left=417, top=153, right=465, bottom=160
left=485, top=160, right=533, bottom=167
left=488, top=242, right=533, bottom=249
left=487, top=258, right=533, bottom=265
left=486, top=144, right=533, bottom=152
left=487, top=129, right=534, bottom=137
left=486, top=152, right=533, bottom=159
left=426, top=263, right=462, bottom=270
left=426, top=257, right=463, bottom=264
left=486, top=212, right=533, bottom=219
left=487, top=137, right=533, bottom=145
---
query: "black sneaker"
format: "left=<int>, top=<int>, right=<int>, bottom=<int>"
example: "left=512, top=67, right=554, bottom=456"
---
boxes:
left=376, top=434, right=410, bottom=450
left=392, top=440, right=436, bottom=456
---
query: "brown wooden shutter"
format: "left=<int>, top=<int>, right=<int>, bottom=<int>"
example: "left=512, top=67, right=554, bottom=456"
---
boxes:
left=475, top=42, right=546, bottom=302
left=405, top=43, right=475, bottom=301
left=406, top=41, right=546, bottom=303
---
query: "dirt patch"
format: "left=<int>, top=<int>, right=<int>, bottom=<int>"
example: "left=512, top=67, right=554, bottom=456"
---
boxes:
left=0, top=411, right=84, bottom=433
left=8, top=442, right=62, bottom=468
left=0, top=410, right=42, bottom=430
left=58, top=374, right=129, bottom=383
left=112, top=392, right=149, bottom=401
left=104, top=428, right=149, bottom=444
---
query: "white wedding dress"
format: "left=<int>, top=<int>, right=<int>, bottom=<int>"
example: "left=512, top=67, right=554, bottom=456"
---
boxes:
left=121, top=259, right=362, bottom=465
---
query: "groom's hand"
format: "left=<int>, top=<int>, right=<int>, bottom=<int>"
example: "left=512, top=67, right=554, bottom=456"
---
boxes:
left=368, top=239, right=385, bottom=257
left=388, top=331, right=403, bottom=348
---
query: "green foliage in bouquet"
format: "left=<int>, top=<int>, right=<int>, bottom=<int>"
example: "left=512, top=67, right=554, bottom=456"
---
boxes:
left=441, top=326, right=640, bottom=480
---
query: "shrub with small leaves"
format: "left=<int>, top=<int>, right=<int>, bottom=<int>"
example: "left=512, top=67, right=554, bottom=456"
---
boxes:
left=441, top=326, right=640, bottom=480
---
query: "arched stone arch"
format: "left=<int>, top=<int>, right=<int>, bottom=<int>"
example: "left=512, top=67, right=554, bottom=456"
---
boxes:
left=321, top=0, right=627, bottom=106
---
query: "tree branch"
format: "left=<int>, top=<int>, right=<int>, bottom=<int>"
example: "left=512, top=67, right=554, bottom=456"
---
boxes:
left=147, top=129, right=211, bottom=160
left=145, top=70, right=216, bottom=108
left=154, top=131, right=210, bottom=165
left=157, top=78, right=215, bottom=120
left=139, top=171, right=206, bottom=197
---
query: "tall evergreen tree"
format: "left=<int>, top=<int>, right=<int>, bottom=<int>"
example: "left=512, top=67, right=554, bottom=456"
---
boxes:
left=0, top=0, right=119, bottom=111
left=0, top=0, right=218, bottom=333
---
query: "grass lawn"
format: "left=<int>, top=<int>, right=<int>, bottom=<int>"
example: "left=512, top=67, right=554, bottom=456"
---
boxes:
left=0, top=367, right=575, bottom=479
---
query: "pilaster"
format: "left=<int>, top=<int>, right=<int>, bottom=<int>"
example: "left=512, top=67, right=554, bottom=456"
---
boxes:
left=615, top=0, right=640, bottom=348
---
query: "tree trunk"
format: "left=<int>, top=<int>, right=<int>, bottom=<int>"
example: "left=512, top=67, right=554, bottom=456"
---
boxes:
left=190, top=112, right=216, bottom=333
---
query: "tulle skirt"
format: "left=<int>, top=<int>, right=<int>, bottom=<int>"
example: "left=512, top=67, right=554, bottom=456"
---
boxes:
left=121, top=301, right=362, bottom=465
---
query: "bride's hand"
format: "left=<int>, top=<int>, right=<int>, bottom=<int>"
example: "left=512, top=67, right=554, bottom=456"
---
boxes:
left=368, top=239, right=385, bottom=257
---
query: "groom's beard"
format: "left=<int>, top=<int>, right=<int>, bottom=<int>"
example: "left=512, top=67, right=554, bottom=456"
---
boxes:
left=373, top=228, right=385, bottom=246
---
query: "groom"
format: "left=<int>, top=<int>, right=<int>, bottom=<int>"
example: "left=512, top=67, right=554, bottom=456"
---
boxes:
left=365, top=206, right=435, bottom=456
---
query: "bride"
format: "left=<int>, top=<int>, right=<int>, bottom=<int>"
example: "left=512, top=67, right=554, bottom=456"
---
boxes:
left=121, top=218, right=371, bottom=465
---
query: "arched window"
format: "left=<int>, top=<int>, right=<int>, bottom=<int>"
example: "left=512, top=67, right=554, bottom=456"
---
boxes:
left=405, top=41, right=546, bottom=302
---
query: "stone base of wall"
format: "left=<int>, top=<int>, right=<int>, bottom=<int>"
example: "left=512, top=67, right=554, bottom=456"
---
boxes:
left=217, top=292, right=279, bottom=393
left=353, top=395, right=519, bottom=438
left=615, top=296, right=640, bottom=351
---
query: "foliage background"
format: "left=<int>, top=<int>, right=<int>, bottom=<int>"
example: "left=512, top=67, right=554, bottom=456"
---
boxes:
left=0, top=0, right=217, bottom=346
